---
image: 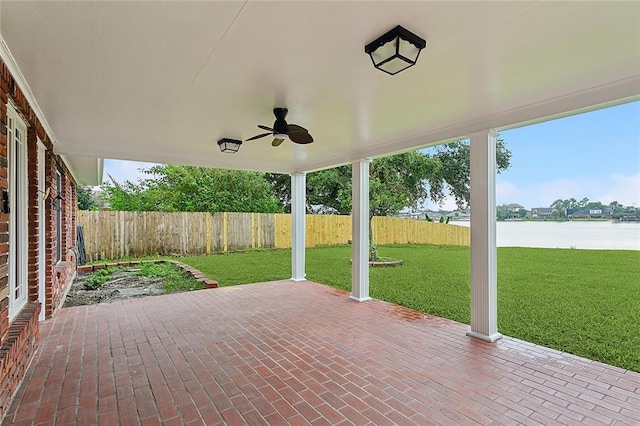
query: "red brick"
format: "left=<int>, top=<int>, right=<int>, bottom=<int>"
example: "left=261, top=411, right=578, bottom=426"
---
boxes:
left=3, top=281, right=640, bottom=426
left=77, top=265, right=93, bottom=273
left=204, top=280, right=219, bottom=289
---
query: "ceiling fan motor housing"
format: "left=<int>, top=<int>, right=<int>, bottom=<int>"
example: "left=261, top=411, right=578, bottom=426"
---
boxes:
left=273, top=108, right=289, bottom=134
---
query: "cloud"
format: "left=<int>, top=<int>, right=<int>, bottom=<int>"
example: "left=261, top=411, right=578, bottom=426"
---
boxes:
left=497, top=177, right=602, bottom=208
left=597, top=173, right=640, bottom=206
left=103, top=160, right=159, bottom=184
left=497, top=173, right=640, bottom=208
left=496, top=180, right=520, bottom=201
left=421, top=173, right=638, bottom=212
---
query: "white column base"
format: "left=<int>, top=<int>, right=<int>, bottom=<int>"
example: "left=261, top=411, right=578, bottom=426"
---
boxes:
left=466, top=330, right=503, bottom=342
left=348, top=295, right=372, bottom=303
left=290, top=278, right=307, bottom=283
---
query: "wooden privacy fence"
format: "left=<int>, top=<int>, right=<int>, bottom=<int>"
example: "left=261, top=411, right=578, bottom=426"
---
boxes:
left=78, top=211, right=470, bottom=261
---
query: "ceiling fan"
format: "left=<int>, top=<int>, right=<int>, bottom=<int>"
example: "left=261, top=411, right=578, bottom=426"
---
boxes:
left=247, top=108, right=314, bottom=147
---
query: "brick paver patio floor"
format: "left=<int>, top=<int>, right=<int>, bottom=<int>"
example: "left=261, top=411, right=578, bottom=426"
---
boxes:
left=3, top=280, right=639, bottom=425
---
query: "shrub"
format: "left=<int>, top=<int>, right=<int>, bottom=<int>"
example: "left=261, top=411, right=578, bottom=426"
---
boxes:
left=84, top=267, right=117, bottom=290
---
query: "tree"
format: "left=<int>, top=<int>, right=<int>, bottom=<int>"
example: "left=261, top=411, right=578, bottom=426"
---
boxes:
left=566, top=198, right=578, bottom=215
left=77, top=185, right=97, bottom=210
left=586, top=201, right=606, bottom=210
left=426, top=140, right=511, bottom=209
left=550, top=199, right=566, bottom=218
left=609, top=201, right=624, bottom=219
left=496, top=204, right=511, bottom=221
left=265, top=139, right=512, bottom=215
left=265, top=167, right=351, bottom=214
left=101, top=165, right=283, bottom=213
left=579, top=197, right=590, bottom=208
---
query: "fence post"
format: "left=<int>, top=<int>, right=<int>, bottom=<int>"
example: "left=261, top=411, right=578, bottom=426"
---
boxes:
left=206, top=213, right=211, bottom=254
left=223, top=212, right=228, bottom=252
left=251, top=213, right=255, bottom=248
left=257, top=214, right=262, bottom=248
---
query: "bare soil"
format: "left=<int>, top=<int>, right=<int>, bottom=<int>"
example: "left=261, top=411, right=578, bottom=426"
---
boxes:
left=64, top=268, right=166, bottom=307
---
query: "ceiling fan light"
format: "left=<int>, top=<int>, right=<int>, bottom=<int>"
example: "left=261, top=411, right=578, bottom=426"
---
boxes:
left=273, top=133, right=288, bottom=140
left=365, top=25, right=426, bottom=75
left=217, top=138, right=242, bottom=154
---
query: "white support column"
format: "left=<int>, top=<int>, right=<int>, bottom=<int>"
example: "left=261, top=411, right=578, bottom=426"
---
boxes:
left=291, top=172, right=307, bottom=282
left=467, top=129, right=502, bottom=342
left=350, top=159, right=371, bottom=302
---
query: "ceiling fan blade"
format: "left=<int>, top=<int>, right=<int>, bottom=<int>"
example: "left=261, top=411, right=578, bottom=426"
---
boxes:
left=287, top=124, right=314, bottom=144
left=258, top=125, right=273, bottom=132
left=289, top=133, right=314, bottom=144
left=272, top=138, right=285, bottom=147
left=246, top=132, right=272, bottom=141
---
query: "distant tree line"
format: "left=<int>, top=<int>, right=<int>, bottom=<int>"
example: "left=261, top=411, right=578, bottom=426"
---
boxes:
left=549, top=198, right=638, bottom=220
left=496, top=198, right=639, bottom=221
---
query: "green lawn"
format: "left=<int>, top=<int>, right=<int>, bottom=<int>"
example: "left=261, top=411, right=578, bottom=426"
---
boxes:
left=180, top=244, right=640, bottom=372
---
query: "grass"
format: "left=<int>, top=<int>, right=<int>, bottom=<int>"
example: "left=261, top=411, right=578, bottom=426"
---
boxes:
left=177, top=244, right=640, bottom=372
left=180, top=249, right=292, bottom=286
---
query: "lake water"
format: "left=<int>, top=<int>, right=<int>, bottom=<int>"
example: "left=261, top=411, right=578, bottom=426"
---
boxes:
left=451, top=221, right=640, bottom=250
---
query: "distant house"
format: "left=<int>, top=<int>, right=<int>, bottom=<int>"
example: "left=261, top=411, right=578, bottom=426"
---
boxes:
left=570, top=209, right=612, bottom=219
left=506, top=203, right=525, bottom=218
left=530, top=207, right=554, bottom=218
left=446, top=211, right=471, bottom=220
left=397, top=210, right=446, bottom=222
left=507, top=203, right=524, bottom=211
left=396, top=210, right=424, bottom=220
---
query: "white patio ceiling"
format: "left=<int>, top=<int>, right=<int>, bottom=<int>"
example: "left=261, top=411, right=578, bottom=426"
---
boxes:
left=1, top=1, right=638, bottom=185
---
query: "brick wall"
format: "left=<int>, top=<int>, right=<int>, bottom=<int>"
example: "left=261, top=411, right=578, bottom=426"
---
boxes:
left=43, top=156, right=77, bottom=317
left=0, top=302, right=38, bottom=420
left=43, top=151, right=55, bottom=318
left=27, top=128, right=38, bottom=303
left=0, top=57, right=79, bottom=419
left=0, top=78, right=8, bottom=348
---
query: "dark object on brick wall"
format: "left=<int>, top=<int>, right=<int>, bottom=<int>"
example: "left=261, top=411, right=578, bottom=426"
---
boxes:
left=76, top=226, right=86, bottom=265
left=1, top=189, right=8, bottom=213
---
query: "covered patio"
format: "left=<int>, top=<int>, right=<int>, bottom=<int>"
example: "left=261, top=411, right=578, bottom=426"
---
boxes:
left=0, top=1, right=639, bottom=423
left=4, top=281, right=639, bottom=425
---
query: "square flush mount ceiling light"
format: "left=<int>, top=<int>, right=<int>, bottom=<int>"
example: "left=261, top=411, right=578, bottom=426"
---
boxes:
left=217, top=138, right=242, bottom=154
left=365, top=25, right=426, bottom=75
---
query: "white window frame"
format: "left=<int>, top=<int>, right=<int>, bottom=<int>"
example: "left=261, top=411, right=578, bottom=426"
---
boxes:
left=37, top=141, right=46, bottom=321
left=55, top=170, right=62, bottom=262
left=7, top=102, right=28, bottom=320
